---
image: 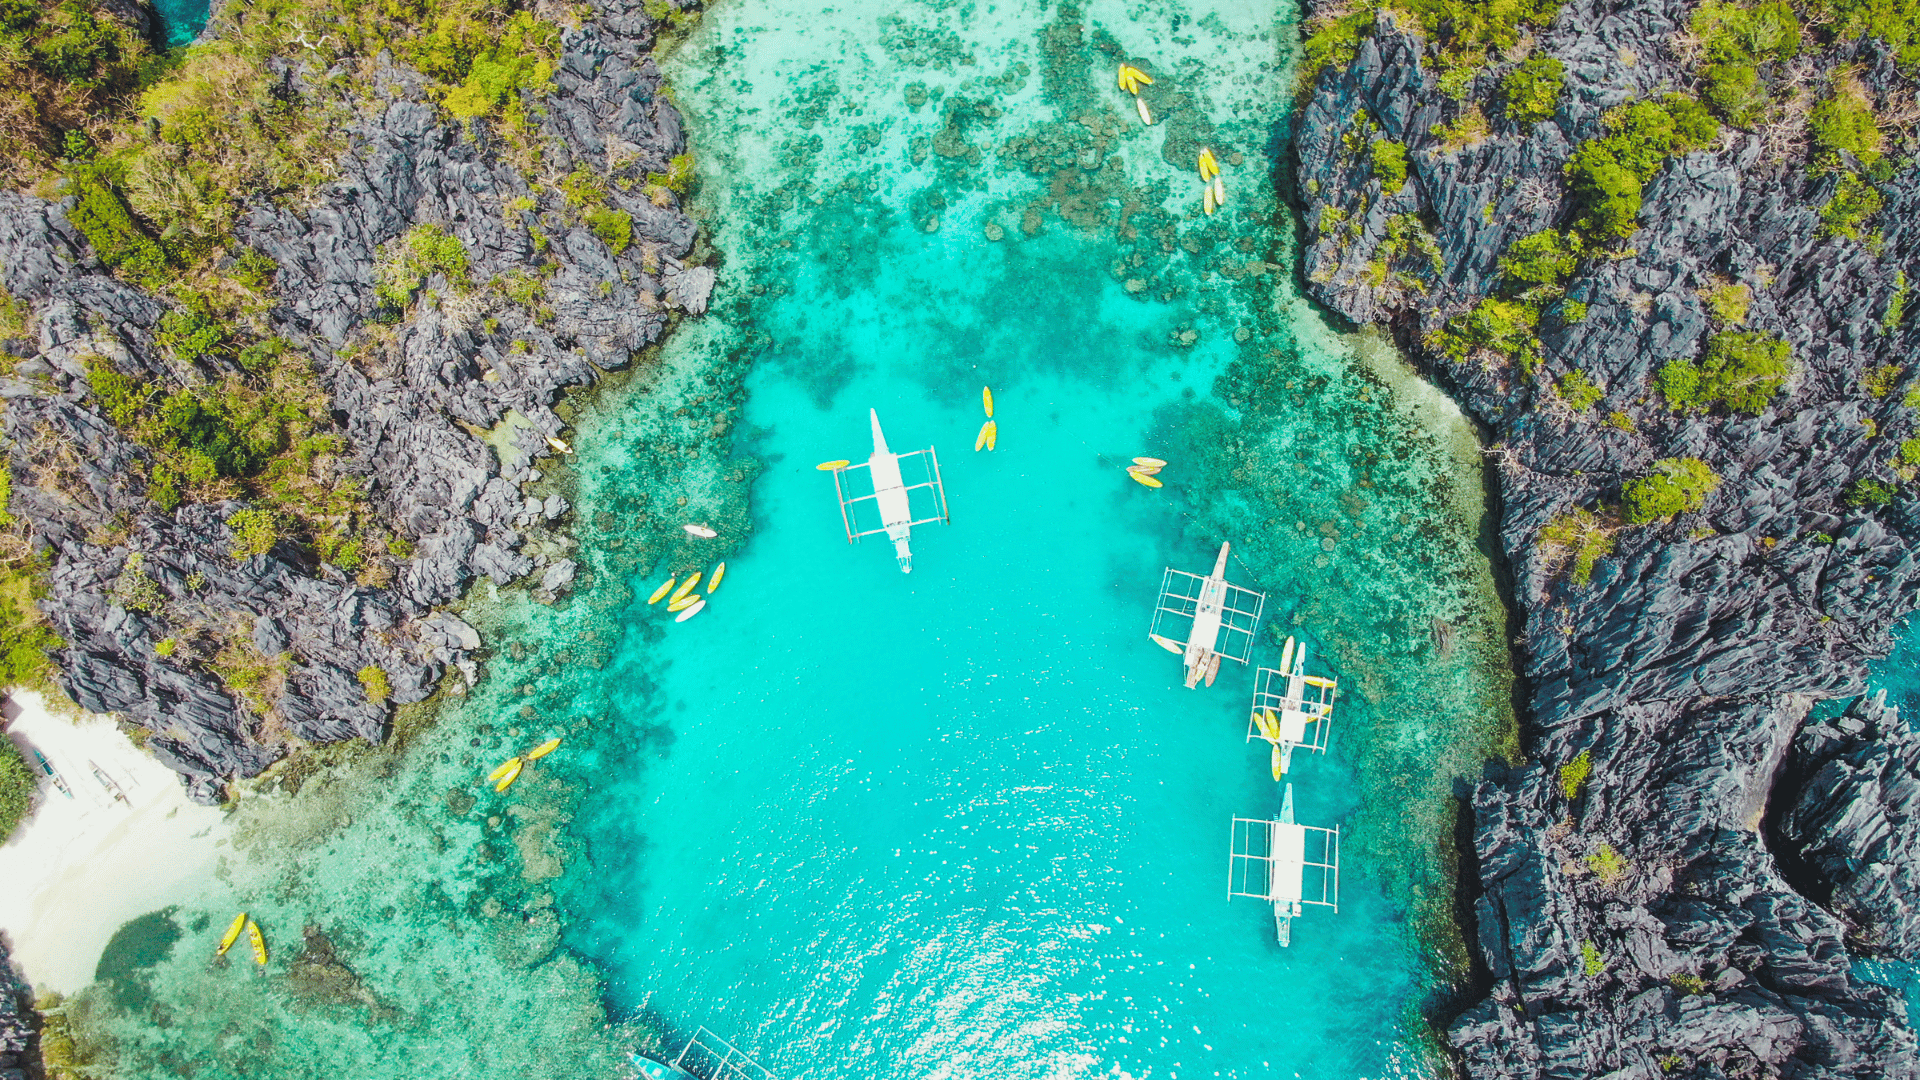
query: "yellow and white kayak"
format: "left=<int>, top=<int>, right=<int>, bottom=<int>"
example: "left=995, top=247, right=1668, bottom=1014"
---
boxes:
left=1203, top=185, right=1216, bottom=216
left=1126, top=65, right=1153, bottom=86
left=985, top=420, right=998, bottom=451
left=1129, top=465, right=1162, bottom=476
left=707, top=562, right=727, bottom=593
left=668, top=594, right=702, bottom=612
left=982, top=386, right=994, bottom=417
left=670, top=573, right=702, bottom=603
left=647, top=577, right=677, bottom=604
left=494, top=759, right=523, bottom=792
left=1198, top=147, right=1219, bottom=179
left=216, top=913, right=247, bottom=957
left=246, top=920, right=267, bottom=966
left=1149, top=633, right=1183, bottom=655
left=1133, top=457, right=1167, bottom=467
left=1211, top=177, right=1226, bottom=206
left=683, top=524, right=719, bottom=538
left=488, top=757, right=523, bottom=782
left=1117, top=64, right=1135, bottom=92
left=1135, top=96, right=1152, bottom=126
left=547, top=436, right=574, bottom=455
left=1271, top=743, right=1285, bottom=781
left=1129, top=472, right=1163, bottom=488
left=974, top=419, right=993, bottom=452
left=675, top=598, right=707, bottom=622
left=526, top=738, right=561, bottom=761
left=816, top=459, right=850, bottom=471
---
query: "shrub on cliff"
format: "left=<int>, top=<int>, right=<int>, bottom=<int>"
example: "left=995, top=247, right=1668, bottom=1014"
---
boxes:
left=1818, top=0, right=1920, bottom=68
left=1559, top=749, right=1592, bottom=797
left=1845, top=477, right=1898, bottom=508
left=1501, top=54, right=1564, bottom=125
left=376, top=224, right=471, bottom=308
left=357, top=665, right=391, bottom=704
left=1427, top=296, right=1541, bottom=373
left=1389, top=0, right=1558, bottom=58
left=1540, top=510, right=1614, bottom=586
left=0, top=0, right=153, bottom=188
left=1657, top=331, right=1792, bottom=414
left=427, top=10, right=559, bottom=122
left=1565, top=96, right=1718, bottom=243
left=1623, top=457, right=1721, bottom=523
left=0, top=737, right=32, bottom=845
left=1692, top=0, right=1799, bottom=127
left=226, top=509, right=278, bottom=558
left=1499, top=229, right=1580, bottom=289
left=1370, top=139, right=1408, bottom=193
left=1809, top=81, right=1885, bottom=169
left=1819, top=172, right=1884, bottom=240
left=1557, top=369, right=1604, bottom=412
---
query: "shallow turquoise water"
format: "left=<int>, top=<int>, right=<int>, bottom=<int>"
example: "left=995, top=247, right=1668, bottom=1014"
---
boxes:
left=151, top=0, right=210, bottom=46
left=63, top=1, right=1514, bottom=1076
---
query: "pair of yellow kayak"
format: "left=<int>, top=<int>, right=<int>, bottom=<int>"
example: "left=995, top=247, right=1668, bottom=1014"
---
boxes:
left=487, top=737, right=563, bottom=793
left=1128, top=456, right=1166, bottom=488
left=974, top=386, right=999, bottom=451
left=1117, top=63, right=1155, bottom=124
left=216, top=913, right=268, bottom=966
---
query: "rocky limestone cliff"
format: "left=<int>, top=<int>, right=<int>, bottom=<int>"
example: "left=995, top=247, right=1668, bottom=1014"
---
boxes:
left=1294, top=0, right=1920, bottom=1074
left=0, top=1, right=708, bottom=803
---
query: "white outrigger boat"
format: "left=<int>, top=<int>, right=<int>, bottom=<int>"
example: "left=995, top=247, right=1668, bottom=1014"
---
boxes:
left=823, top=409, right=950, bottom=573
left=629, top=1026, right=778, bottom=1080
left=1248, top=635, right=1338, bottom=779
left=1228, top=784, right=1339, bottom=947
left=1148, top=541, right=1265, bottom=687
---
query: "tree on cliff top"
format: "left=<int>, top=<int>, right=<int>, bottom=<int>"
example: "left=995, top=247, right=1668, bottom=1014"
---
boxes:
left=0, top=737, right=33, bottom=844
left=1623, top=458, right=1722, bottom=523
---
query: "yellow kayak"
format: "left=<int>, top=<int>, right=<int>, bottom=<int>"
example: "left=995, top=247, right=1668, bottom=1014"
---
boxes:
left=1129, top=465, right=1161, bottom=476
left=670, top=572, right=702, bottom=603
left=246, top=920, right=267, bottom=966
left=668, top=594, right=702, bottom=612
left=974, top=420, right=992, bottom=451
left=675, top=598, right=707, bottom=623
left=1271, top=743, right=1285, bottom=781
left=1212, top=177, right=1226, bottom=206
left=708, top=562, right=726, bottom=593
left=1117, top=64, right=1133, bottom=92
left=985, top=420, right=998, bottom=451
left=1149, top=634, right=1183, bottom=655
left=647, top=577, right=677, bottom=605
left=1204, top=186, right=1216, bottom=216
left=1133, top=457, right=1167, bottom=467
left=1124, top=64, right=1153, bottom=86
left=216, top=912, right=247, bottom=957
left=982, top=386, right=994, bottom=417
left=1130, top=472, right=1163, bottom=488
left=1136, top=96, right=1152, bottom=126
left=494, top=759, right=523, bottom=792
left=1198, top=148, right=1219, bottom=178
left=526, top=738, right=561, bottom=761
left=547, top=436, right=573, bottom=455
left=816, top=459, right=850, bottom=471
left=487, top=756, right=523, bottom=782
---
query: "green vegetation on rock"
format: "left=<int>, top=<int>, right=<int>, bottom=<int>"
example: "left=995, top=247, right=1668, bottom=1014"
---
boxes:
left=0, top=736, right=33, bottom=844
left=1692, top=0, right=1800, bottom=127
left=1846, top=477, right=1898, bottom=508
left=1540, top=511, right=1614, bottom=586
left=1623, top=457, right=1722, bottom=523
left=1819, top=172, right=1884, bottom=241
left=376, top=224, right=471, bottom=308
left=1559, top=748, right=1592, bottom=797
left=226, top=508, right=279, bottom=558
left=1371, top=139, right=1409, bottom=193
left=357, top=664, right=392, bottom=704
left=1557, top=368, right=1604, bottom=411
left=1587, top=842, right=1630, bottom=885
left=1581, top=939, right=1607, bottom=976
left=1499, top=228, right=1581, bottom=289
left=1657, top=331, right=1792, bottom=414
left=0, top=0, right=156, bottom=188
left=1501, top=54, right=1565, bottom=125
left=1565, top=95, right=1718, bottom=244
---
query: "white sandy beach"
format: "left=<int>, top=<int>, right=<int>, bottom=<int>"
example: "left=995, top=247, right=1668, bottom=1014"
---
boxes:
left=1, top=690, right=233, bottom=992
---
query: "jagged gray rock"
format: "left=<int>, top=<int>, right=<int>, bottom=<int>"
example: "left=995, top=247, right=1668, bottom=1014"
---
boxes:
left=1295, top=0, right=1920, bottom=1074
left=1775, top=693, right=1920, bottom=958
left=0, top=0, right=706, bottom=802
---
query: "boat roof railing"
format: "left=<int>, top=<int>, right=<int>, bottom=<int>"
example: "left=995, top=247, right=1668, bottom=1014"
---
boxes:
left=1226, top=815, right=1339, bottom=911
left=672, top=1026, right=781, bottom=1080
left=827, top=448, right=950, bottom=543
left=1246, top=665, right=1336, bottom=753
left=1148, top=567, right=1266, bottom=664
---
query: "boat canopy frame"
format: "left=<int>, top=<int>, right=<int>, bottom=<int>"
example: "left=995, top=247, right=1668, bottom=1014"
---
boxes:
left=671, top=1026, right=781, bottom=1080
left=1227, top=813, right=1339, bottom=948
left=1246, top=665, right=1336, bottom=755
left=1149, top=568, right=1265, bottom=665
left=828, top=448, right=950, bottom=544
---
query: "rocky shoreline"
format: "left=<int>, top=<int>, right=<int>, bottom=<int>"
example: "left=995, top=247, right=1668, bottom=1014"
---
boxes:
left=1293, top=0, right=1920, bottom=1074
left=1, top=0, right=708, bottom=803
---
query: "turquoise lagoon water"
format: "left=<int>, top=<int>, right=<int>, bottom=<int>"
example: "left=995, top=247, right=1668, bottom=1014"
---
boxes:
left=64, top=1, right=1516, bottom=1077
left=151, top=0, right=211, bottom=46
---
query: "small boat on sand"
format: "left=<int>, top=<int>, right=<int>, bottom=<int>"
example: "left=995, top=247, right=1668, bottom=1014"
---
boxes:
left=33, top=748, right=72, bottom=799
